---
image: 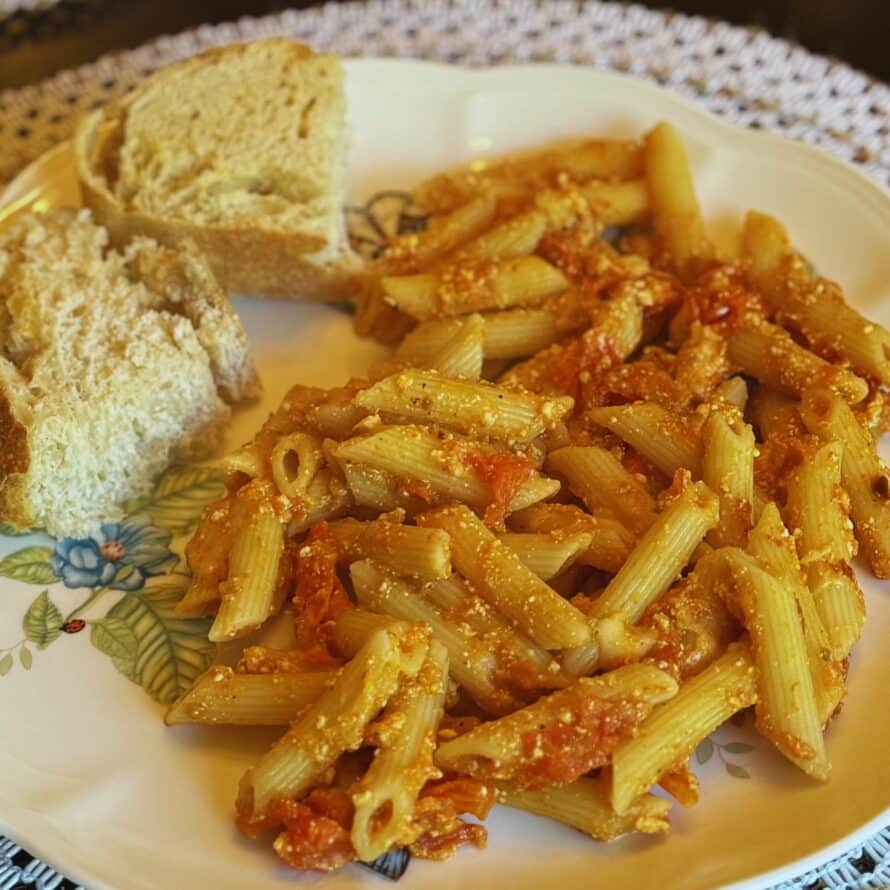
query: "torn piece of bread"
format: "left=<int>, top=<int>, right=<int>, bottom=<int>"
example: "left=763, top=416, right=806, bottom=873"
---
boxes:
left=75, top=38, right=360, bottom=301
left=0, top=209, right=260, bottom=537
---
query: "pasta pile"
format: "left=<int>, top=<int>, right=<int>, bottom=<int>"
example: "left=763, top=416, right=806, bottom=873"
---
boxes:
left=167, top=122, right=890, bottom=873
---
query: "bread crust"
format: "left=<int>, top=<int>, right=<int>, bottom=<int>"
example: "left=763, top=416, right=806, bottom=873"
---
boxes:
left=0, top=367, right=34, bottom=530
left=74, top=40, right=361, bottom=302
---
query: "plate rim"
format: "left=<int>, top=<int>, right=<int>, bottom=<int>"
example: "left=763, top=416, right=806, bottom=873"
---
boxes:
left=1, top=58, right=889, bottom=890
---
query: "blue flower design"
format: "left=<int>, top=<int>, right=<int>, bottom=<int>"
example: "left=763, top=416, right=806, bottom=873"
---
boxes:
left=50, top=515, right=176, bottom=590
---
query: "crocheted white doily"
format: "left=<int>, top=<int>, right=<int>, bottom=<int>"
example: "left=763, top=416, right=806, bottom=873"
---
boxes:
left=0, top=3, right=888, bottom=889
left=0, top=0, right=888, bottom=188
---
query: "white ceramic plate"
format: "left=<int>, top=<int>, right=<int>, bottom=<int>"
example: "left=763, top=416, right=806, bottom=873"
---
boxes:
left=1, top=60, right=889, bottom=890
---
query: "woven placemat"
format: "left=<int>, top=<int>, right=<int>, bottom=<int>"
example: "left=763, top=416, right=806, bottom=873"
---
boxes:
left=0, top=0, right=888, bottom=188
left=0, top=2, right=888, bottom=888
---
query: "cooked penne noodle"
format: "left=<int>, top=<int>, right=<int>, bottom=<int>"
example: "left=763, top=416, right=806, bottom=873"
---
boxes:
left=423, top=574, right=563, bottom=684
left=726, top=321, right=868, bottom=404
left=743, top=211, right=890, bottom=386
left=673, top=323, right=729, bottom=402
left=417, top=505, right=593, bottom=649
left=481, top=300, right=588, bottom=359
left=507, top=503, right=636, bottom=573
left=240, top=628, right=402, bottom=816
left=435, top=664, right=677, bottom=785
left=350, top=560, right=512, bottom=714
left=174, top=576, right=222, bottom=618
left=285, top=468, right=354, bottom=535
left=428, top=313, right=485, bottom=378
left=269, top=431, right=324, bottom=499
left=327, top=516, right=452, bottom=580
left=588, top=481, right=719, bottom=623
left=747, top=386, right=804, bottom=441
left=610, top=641, right=757, bottom=814
left=801, top=385, right=890, bottom=578
left=411, top=192, right=498, bottom=268
left=498, top=531, right=593, bottom=580
left=783, top=439, right=861, bottom=657
left=717, top=547, right=828, bottom=779
left=414, top=139, right=644, bottom=213
left=500, top=777, right=671, bottom=841
left=644, top=122, right=712, bottom=281
left=382, top=256, right=568, bottom=320
left=165, top=666, right=336, bottom=726
left=333, top=609, right=412, bottom=660
left=395, top=300, right=587, bottom=365
left=747, top=503, right=844, bottom=724
left=350, top=640, right=449, bottom=860
left=331, top=426, right=557, bottom=516
left=711, top=375, right=749, bottom=412
left=581, top=179, right=651, bottom=226
left=460, top=207, right=549, bottom=260
left=501, top=288, right=643, bottom=394
left=585, top=403, right=700, bottom=477
left=353, top=368, right=573, bottom=443
left=547, top=445, right=656, bottom=535
left=209, top=481, right=285, bottom=643
left=700, top=408, right=755, bottom=548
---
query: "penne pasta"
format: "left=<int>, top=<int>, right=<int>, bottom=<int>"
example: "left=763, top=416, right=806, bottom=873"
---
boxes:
left=610, top=641, right=757, bottom=814
left=747, top=503, right=845, bottom=725
left=699, top=407, right=755, bottom=548
left=165, top=666, right=336, bottom=726
left=783, top=438, right=863, bottom=660
left=585, top=403, right=700, bottom=477
left=331, top=425, right=557, bottom=516
left=428, top=313, right=485, bottom=378
left=498, top=531, right=593, bottom=580
left=501, top=777, right=671, bottom=841
left=507, top=503, right=636, bottom=573
left=350, top=640, right=449, bottom=860
left=350, top=560, right=515, bottom=715
left=239, top=628, right=402, bottom=816
left=644, top=122, right=712, bottom=281
left=716, top=547, right=829, bottom=779
left=417, top=505, right=593, bottom=650
left=327, top=516, right=452, bottom=580
left=423, top=574, right=563, bottom=685
left=382, top=256, right=568, bottom=320
left=801, top=385, right=890, bottom=578
left=353, top=368, right=573, bottom=443
left=435, top=664, right=677, bottom=786
left=209, top=480, right=285, bottom=643
left=726, top=320, right=868, bottom=404
left=547, top=445, right=655, bottom=535
left=743, top=211, right=890, bottom=386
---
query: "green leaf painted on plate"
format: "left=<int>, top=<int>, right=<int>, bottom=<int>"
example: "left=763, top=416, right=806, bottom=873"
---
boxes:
left=0, top=523, right=33, bottom=537
left=136, top=465, right=225, bottom=535
left=19, top=645, right=32, bottom=670
left=725, top=763, right=750, bottom=779
left=0, top=653, right=12, bottom=676
left=94, top=577, right=215, bottom=705
left=91, top=617, right=140, bottom=680
left=722, top=742, right=755, bottom=755
left=22, top=589, right=63, bottom=648
left=0, top=547, right=58, bottom=585
left=694, top=738, right=714, bottom=765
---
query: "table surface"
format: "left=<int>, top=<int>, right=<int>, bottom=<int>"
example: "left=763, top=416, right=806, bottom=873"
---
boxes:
left=1, top=0, right=889, bottom=90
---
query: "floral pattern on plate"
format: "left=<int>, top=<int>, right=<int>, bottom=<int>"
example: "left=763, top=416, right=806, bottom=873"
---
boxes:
left=0, top=464, right=223, bottom=704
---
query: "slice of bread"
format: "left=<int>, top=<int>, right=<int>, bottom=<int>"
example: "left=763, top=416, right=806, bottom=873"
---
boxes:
left=0, top=209, right=260, bottom=537
left=75, top=38, right=360, bottom=301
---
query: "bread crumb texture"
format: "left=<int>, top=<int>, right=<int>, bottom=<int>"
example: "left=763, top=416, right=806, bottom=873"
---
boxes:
left=0, top=208, right=259, bottom=537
